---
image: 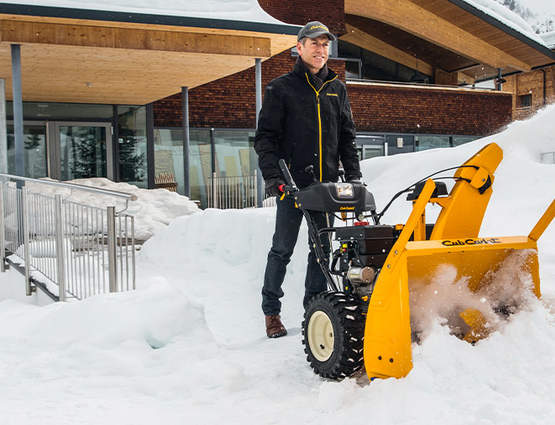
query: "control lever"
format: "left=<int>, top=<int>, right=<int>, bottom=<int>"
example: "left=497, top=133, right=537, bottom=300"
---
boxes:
left=278, top=159, right=298, bottom=193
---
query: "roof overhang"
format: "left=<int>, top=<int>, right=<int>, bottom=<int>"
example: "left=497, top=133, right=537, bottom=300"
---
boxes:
left=0, top=4, right=299, bottom=104
left=344, top=0, right=554, bottom=82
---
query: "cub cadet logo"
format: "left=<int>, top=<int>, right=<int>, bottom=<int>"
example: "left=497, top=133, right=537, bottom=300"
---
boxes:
left=310, top=25, right=328, bottom=31
left=339, top=206, right=355, bottom=211
left=441, top=238, right=501, bottom=247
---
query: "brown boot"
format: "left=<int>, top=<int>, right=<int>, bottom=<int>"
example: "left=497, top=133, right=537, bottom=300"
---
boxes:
left=265, top=315, right=287, bottom=338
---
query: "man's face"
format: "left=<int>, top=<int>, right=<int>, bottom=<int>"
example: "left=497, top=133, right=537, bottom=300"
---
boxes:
left=297, top=35, right=330, bottom=74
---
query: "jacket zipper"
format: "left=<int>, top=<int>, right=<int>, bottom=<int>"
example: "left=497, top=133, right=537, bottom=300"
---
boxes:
left=305, top=73, right=338, bottom=181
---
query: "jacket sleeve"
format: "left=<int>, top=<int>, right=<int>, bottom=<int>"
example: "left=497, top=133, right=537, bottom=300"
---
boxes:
left=254, top=82, right=284, bottom=181
left=338, top=89, right=362, bottom=180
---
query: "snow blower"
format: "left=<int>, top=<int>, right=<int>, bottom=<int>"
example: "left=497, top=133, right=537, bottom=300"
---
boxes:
left=276, top=142, right=555, bottom=381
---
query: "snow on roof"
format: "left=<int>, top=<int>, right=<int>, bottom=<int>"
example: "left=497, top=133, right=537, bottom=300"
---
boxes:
left=542, top=31, right=555, bottom=49
left=459, top=0, right=549, bottom=47
left=1, top=0, right=297, bottom=29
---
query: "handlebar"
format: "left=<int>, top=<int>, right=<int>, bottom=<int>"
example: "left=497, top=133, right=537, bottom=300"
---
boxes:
left=278, top=159, right=298, bottom=193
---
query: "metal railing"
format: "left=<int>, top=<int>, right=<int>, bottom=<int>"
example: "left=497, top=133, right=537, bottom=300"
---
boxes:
left=207, top=173, right=258, bottom=209
left=0, top=174, right=137, bottom=301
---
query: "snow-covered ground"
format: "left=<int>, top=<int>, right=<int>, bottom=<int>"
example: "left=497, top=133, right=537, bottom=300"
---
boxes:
left=1, top=106, right=554, bottom=424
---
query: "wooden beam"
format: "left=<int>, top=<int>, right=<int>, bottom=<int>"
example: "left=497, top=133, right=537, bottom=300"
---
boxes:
left=345, top=0, right=531, bottom=71
left=0, top=14, right=297, bottom=56
left=0, top=19, right=271, bottom=57
left=0, top=43, right=261, bottom=104
left=435, top=68, right=458, bottom=85
left=342, top=23, right=433, bottom=76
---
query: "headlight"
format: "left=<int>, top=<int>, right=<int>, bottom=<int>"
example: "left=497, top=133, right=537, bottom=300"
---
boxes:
left=336, top=183, right=354, bottom=198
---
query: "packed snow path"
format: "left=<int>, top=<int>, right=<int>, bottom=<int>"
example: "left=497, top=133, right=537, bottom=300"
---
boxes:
left=1, top=106, right=554, bottom=424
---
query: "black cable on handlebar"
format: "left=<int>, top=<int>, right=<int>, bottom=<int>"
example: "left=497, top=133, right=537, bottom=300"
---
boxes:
left=374, top=165, right=478, bottom=223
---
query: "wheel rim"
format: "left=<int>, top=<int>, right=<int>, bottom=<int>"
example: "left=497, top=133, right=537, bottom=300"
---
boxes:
left=307, top=311, right=334, bottom=362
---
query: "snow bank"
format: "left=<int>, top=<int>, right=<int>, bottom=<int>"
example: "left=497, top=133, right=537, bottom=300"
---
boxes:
left=24, top=177, right=199, bottom=240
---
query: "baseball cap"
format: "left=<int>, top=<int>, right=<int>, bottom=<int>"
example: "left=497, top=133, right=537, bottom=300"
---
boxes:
left=297, top=21, right=336, bottom=42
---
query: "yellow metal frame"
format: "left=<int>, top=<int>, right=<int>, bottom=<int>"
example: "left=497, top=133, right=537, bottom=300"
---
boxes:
left=363, top=143, right=555, bottom=380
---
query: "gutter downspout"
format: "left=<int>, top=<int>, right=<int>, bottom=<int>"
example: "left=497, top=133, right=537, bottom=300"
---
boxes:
left=540, top=69, right=547, bottom=105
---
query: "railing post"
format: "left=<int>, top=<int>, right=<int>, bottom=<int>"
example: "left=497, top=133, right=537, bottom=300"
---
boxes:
left=131, top=216, right=136, bottom=290
left=0, top=183, right=5, bottom=272
left=107, top=206, right=118, bottom=292
left=21, top=187, right=31, bottom=295
left=253, top=172, right=258, bottom=208
left=54, top=194, right=66, bottom=301
left=212, top=172, right=218, bottom=209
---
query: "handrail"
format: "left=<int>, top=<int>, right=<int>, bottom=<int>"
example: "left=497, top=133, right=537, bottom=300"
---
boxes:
left=346, top=79, right=500, bottom=92
left=0, top=179, right=136, bottom=301
left=0, top=174, right=138, bottom=201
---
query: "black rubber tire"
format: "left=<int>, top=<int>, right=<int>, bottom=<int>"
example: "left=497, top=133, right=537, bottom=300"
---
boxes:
left=302, top=291, right=365, bottom=380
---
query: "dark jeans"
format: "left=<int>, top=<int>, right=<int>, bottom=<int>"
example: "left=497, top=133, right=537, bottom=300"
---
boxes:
left=262, top=196, right=334, bottom=315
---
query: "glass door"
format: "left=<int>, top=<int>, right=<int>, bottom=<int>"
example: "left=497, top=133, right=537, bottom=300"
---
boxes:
left=6, top=122, right=48, bottom=178
left=54, top=122, right=113, bottom=181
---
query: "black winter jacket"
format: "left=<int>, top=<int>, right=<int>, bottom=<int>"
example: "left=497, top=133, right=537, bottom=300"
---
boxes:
left=254, top=59, right=361, bottom=189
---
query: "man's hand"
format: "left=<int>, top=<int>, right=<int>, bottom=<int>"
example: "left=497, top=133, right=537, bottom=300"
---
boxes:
left=265, top=177, right=286, bottom=197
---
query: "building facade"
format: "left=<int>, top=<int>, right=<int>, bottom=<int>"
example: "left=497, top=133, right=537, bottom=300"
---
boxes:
left=503, top=65, right=555, bottom=121
left=2, top=0, right=554, bottom=207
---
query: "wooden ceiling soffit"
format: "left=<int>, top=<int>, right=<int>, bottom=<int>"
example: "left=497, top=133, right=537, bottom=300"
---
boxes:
left=345, top=0, right=531, bottom=71
left=342, top=23, right=433, bottom=76
left=0, top=19, right=271, bottom=57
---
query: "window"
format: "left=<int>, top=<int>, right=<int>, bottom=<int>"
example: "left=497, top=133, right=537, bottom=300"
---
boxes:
left=117, top=105, right=148, bottom=188
left=518, top=94, right=532, bottom=108
left=452, top=136, right=478, bottom=147
left=414, top=136, right=450, bottom=152
left=345, top=60, right=361, bottom=79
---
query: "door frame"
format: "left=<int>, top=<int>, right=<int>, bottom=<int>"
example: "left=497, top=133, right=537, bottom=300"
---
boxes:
left=50, top=121, right=113, bottom=181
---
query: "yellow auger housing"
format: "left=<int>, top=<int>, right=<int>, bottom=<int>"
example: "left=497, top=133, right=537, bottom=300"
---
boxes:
left=363, top=143, right=555, bottom=380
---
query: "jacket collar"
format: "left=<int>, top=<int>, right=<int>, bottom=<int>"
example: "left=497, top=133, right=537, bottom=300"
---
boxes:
left=293, top=57, right=337, bottom=83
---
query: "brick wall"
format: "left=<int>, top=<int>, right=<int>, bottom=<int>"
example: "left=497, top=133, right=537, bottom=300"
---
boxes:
left=257, top=0, right=345, bottom=34
left=154, top=52, right=346, bottom=128
left=153, top=0, right=513, bottom=136
left=153, top=0, right=348, bottom=128
left=348, top=83, right=513, bottom=135
left=503, top=66, right=555, bottom=121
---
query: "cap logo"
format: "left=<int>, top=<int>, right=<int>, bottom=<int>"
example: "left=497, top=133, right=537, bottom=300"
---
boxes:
left=310, top=25, right=328, bottom=31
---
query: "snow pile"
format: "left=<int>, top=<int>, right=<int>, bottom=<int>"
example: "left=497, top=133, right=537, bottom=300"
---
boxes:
left=492, top=0, right=555, bottom=34
left=542, top=31, right=555, bottom=48
left=0, top=106, right=554, bottom=423
left=23, top=177, right=199, bottom=240
left=0, top=0, right=295, bottom=26
left=462, top=0, right=549, bottom=45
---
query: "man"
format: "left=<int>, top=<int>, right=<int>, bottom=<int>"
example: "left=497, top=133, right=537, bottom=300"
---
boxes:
left=255, top=21, right=361, bottom=338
